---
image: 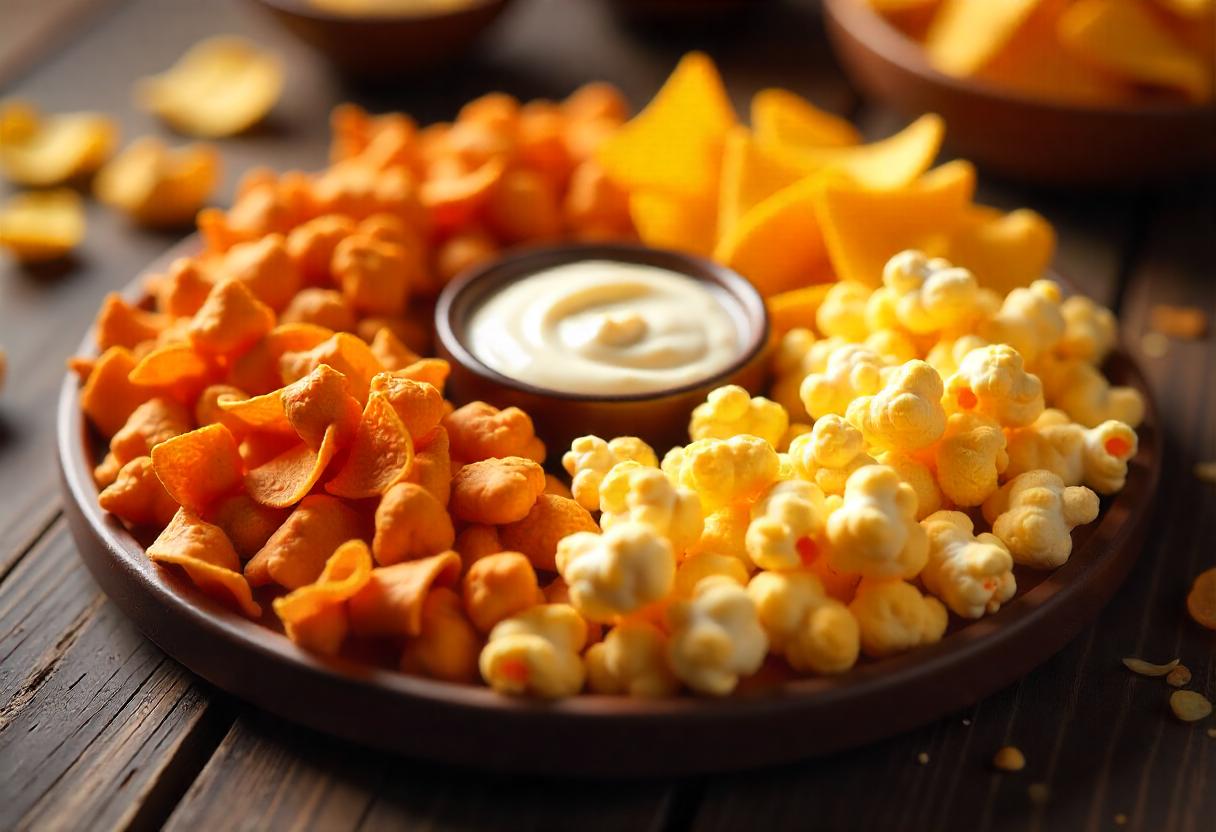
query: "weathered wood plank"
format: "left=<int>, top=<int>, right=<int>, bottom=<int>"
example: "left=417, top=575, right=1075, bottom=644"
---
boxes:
left=163, top=709, right=678, bottom=832
left=0, top=520, right=232, bottom=831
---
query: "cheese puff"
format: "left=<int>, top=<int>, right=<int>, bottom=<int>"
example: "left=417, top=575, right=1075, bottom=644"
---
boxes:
left=979, top=279, right=1064, bottom=365
left=368, top=327, right=420, bottom=373
left=96, top=293, right=167, bottom=352
left=786, top=415, right=875, bottom=496
left=1080, top=420, right=1137, bottom=495
left=498, top=494, right=599, bottom=572
left=1034, top=354, right=1144, bottom=428
left=480, top=604, right=587, bottom=698
left=458, top=551, right=539, bottom=633
left=667, top=435, right=781, bottom=512
left=944, top=343, right=1044, bottom=428
left=98, top=456, right=179, bottom=528
left=826, top=465, right=928, bottom=580
left=444, top=401, right=545, bottom=464
left=188, top=278, right=275, bottom=360
left=863, top=328, right=921, bottom=365
left=689, top=385, right=789, bottom=448
left=920, top=510, right=1016, bottom=619
left=874, top=249, right=979, bottom=335
left=400, top=587, right=482, bottom=684
left=485, top=167, right=562, bottom=244
left=279, top=288, right=355, bottom=332
left=154, top=257, right=214, bottom=319
left=563, top=159, right=631, bottom=235
left=219, top=233, right=301, bottom=313
left=544, top=474, right=573, bottom=499
left=799, top=344, right=888, bottom=419
left=245, top=494, right=365, bottom=589
left=373, top=482, right=456, bottom=565
left=454, top=524, right=503, bottom=571
left=333, top=233, right=414, bottom=317
left=925, top=334, right=988, bottom=379
left=934, top=412, right=1009, bottom=507
left=404, top=425, right=452, bottom=506
left=981, top=471, right=1099, bottom=569
left=598, top=461, right=703, bottom=554
left=747, top=570, right=859, bottom=675
left=450, top=456, right=546, bottom=525
left=434, top=226, right=499, bottom=284
left=875, top=450, right=942, bottom=520
left=557, top=522, right=676, bottom=623
left=285, top=214, right=356, bottom=286
left=746, top=479, right=828, bottom=572
left=846, top=360, right=946, bottom=451
left=848, top=578, right=947, bottom=659
left=110, top=397, right=193, bottom=465
left=562, top=434, right=658, bottom=511
left=1057, top=294, right=1117, bottom=364
left=666, top=576, right=768, bottom=696
left=586, top=620, right=679, bottom=697
left=815, top=281, right=872, bottom=341
left=93, top=452, right=122, bottom=489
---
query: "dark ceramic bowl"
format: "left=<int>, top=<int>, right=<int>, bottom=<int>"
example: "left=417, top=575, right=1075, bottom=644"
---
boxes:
left=249, top=0, right=513, bottom=78
left=822, top=0, right=1216, bottom=185
left=435, top=243, right=772, bottom=455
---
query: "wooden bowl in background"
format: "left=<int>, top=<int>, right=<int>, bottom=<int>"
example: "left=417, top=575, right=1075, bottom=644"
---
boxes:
left=821, top=0, right=1216, bottom=185
left=248, top=0, right=514, bottom=79
left=435, top=243, right=771, bottom=456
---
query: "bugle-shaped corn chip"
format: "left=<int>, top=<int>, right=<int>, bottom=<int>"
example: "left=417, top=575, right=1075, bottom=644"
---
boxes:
left=245, top=423, right=341, bottom=508
left=326, top=392, right=415, bottom=499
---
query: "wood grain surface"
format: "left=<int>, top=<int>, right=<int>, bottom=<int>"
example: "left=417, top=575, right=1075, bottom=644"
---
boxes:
left=1, top=0, right=1213, bottom=829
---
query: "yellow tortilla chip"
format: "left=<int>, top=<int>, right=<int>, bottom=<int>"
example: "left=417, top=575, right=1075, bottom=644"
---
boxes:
left=767, top=283, right=834, bottom=336
left=946, top=206, right=1055, bottom=294
left=95, top=137, right=220, bottom=227
left=273, top=539, right=374, bottom=655
left=751, top=88, right=860, bottom=150
left=717, top=125, right=807, bottom=239
left=925, top=0, right=1042, bottom=77
left=597, top=52, right=736, bottom=199
left=769, top=114, right=944, bottom=191
left=0, top=100, right=117, bottom=186
left=628, top=190, right=718, bottom=258
left=1058, top=0, right=1212, bottom=101
left=713, top=173, right=833, bottom=297
left=245, top=423, right=341, bottom=508
left=814, top=160, right=976, bottom=286
left=136, top=36, right=284, bottom=138
left=0, top=189, right=85, bottom=263
left=326, top=393, right=415, bottom=499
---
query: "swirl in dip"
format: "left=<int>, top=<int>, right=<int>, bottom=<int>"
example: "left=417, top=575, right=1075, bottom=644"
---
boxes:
left=467, top=260, right=742, bottom=396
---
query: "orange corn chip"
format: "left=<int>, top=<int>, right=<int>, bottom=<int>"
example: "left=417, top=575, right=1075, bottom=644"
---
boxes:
left=398, top=586, right=482, bottom=683
left=281, top=363, right=363, bottom=449
left=373, top=482, right=456, bottom=565
left=286, top=214, right=357, bottom=286
left=751, top=88, right=860, bottom=150
left=273, top=539, right=374, bottom=656
left=155, top=258, right=215, bottom=319
left=245, top=423, right=341, bottom=509
left=280, top=288, right=356, bottom=332
left=195, top=384, right=248, bottom=431
left=405, top=425, right=452, bottom=506
left=770, top=114, right=944, bottom=190
left=326, top=393, right=414, bottom=499
left=925, top=0, right=1041, bottom=76
left=714, top=172, right=832, bottom=297
left=392, top=358, right=450, bottom=394
left=597, top=51, right=736, bottom=199
left=188, top=278, right=276, bottom=359
left=629, top=190, right=717, bottom=258
left=221, top=233, right=301, bottom=312
left=279, top=332, right=383, bottom=404
left=96, top=293, right=167, bottom=351
left=0, top=188, right=85, bottom=262
left=148, top=508, right=261, bottom=618
left=1057, top=0, right=1212, bottom=101
left=332, top=233, right=413, bottom=317
left=368, top=371, right=445, bottom=440
left=717, top=125, right=807, bottom=240
left=206, top=493, right=288, bottom=559
left=227, top=322, right=333, bottom=396
left=946, top=206, right=1055, bottom=294
left=815, top=159, right=976, bottom=285
left=420, top=156, right=506, bottom=232
left=368, top=327, right=421, bottom=372
left=80, top=346, right=154, bottom=437
left=245, top=494, right=365, bottom=589
left=128, top=342, right=212, bottom=391
left=151, top=423, right=244, bottom=513
left=98, top=455, right=179, bottom=528
left=767, top=283, right=834, bottom=336
left=94, top=452, right=123, bottom=489
left=348, top=549, right=462, bottom=637
left=240, top=432, right=300, bottom=471
left=216, top=387, right=292, bottom=434
left=110, top=397, right=193, bottom=465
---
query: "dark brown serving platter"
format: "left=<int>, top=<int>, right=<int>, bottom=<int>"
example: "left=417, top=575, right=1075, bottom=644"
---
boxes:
left=58, top=250, right=1161, bottom=776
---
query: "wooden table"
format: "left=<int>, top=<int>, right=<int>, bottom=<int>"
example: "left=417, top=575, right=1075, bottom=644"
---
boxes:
left=1, top=1, right=1213, bottom=829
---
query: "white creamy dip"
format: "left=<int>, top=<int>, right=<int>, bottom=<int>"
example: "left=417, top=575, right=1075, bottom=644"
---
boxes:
left=467, top=260, right=742, bottom=395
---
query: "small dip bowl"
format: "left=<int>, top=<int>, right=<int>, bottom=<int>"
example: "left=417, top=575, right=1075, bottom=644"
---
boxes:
left=435, top=243, right=770, bottom=455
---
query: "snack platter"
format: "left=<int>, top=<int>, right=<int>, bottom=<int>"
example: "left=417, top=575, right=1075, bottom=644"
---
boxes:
left=50, top=53, right=1166, bottom=775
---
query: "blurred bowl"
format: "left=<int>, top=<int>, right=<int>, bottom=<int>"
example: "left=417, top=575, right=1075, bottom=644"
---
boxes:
left=250, top=0, right=513, bottom=78
left=822, top=0, right=1216, bottom=185
left=435, top=243, right=770, bottom=455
